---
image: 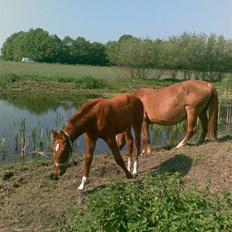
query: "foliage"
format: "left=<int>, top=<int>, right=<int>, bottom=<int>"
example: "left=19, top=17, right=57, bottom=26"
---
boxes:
left=1, top=28, right=107, bottom=66
left=74, top=76, right=108, bottom=89
left=64, top=173, right=232, bottom=232
left=57, top=76, right=108, bottom=89
left=105, top=32, right=232, bottom=79
left=0, top=74, right=19, bottom=94
left=1, top=28, right=63, bottom=63
left=107, top=37, right=154, bottom=79
left=2, top=29, right=232, bottom=80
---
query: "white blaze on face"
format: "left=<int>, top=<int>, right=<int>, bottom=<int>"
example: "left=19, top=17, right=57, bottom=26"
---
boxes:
left=55, top=143, right=60, bottom=152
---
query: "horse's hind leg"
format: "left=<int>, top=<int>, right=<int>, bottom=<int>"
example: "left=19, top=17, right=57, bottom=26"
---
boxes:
left=142, top=117, right=151, bottom=155
left=124, top=130, right=133, bottom=172
left=78, top=133, right=96, bottom=191
left=132, top=124, right=142, bottom=176
left=197, top=110, right=208, bottom=145
left=106, top=136, right=133, bottom=179
left=176, top=106, right=197, bottom=148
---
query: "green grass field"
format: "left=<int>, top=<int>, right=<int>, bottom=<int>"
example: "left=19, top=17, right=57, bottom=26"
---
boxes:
left=0, top=60, right=124, bottom=79
left=0, top=60, right=231, bottom=98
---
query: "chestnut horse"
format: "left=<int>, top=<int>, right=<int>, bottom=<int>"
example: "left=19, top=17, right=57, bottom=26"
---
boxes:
left=117, top=80, right=218, bottom=154
left=52, top=93, right=144, bottom=190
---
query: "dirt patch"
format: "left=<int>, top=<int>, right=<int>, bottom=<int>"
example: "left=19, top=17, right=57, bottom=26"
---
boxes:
left=0, top=136, right=232, bottom=231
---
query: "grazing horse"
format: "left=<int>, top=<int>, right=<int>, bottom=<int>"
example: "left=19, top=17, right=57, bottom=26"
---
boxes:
left=52, top=93, right=144, bottom=190
left=116, top=80, right=218, bottom=154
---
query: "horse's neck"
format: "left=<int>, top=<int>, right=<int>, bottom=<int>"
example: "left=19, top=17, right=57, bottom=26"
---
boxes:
left=64, top=112, right=90, bottom=142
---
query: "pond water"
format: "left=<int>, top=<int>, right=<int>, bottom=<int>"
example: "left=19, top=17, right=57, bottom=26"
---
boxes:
left=0, top=95, right=231, bottom=165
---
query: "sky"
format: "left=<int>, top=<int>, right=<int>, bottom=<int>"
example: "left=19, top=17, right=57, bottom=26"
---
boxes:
left=1, top=0, right=232, bottom=49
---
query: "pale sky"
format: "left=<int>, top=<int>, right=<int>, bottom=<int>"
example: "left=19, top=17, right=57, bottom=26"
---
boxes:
left=1, top=0, right=232, bottom=49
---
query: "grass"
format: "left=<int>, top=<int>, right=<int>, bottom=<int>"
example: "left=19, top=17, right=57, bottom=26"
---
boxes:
left=59, top=173, right=232, bottom=232
left=0, top=61, right=232, bottom=98
left=0, top=60, right=123, bottom=79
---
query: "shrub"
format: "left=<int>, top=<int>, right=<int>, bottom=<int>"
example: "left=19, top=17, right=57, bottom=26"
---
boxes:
left=0, top=73, right=19, bottom=83
left=75, top=76, right=108, bottom=89
left=0, top=74, right=20, bottom=94
left=65, top=173, right=232, bottom=232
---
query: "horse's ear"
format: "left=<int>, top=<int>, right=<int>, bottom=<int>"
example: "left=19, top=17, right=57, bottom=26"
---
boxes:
left=51, top=130, right=58, bottom=139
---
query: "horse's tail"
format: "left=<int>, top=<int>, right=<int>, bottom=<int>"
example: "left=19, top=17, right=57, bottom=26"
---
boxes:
left=208, top=86, right=218, bottom=142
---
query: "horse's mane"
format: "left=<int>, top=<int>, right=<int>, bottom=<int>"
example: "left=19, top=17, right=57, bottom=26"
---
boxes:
left=69, top=98, right=104, bottom=124
left=79, top=98, right=104, bottom=113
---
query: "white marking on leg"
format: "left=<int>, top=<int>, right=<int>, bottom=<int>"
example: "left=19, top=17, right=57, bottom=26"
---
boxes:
left=127, top=156, right=132, bottom=172
left=141, top=147, right=146, bottom=156
left=147, top=144, right=151, bottom=154
left=78, top=176, right=88, bottom=191
left=176, top=141, right=184, bottom=148
left=132, top=161, right=138, bottom=175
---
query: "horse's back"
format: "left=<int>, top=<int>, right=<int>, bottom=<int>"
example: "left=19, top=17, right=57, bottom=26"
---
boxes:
left=136, top=80, right=217, bottom=125
left=137, top=80, right=216, bottom=105
left=95, top=93, right=144, bottom=134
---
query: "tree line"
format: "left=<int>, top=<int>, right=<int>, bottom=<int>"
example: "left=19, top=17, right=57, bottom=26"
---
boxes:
left=1, top=28, right=232, bottom=79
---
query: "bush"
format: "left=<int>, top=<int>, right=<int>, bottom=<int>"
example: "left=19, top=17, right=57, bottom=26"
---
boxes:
left=0, top=74, right=20, bottom=94
left=65, top=173, right=232, bottom=232
left=75, top=76, right=108, bottom=89
left=0, top=73, right=19, bottom=83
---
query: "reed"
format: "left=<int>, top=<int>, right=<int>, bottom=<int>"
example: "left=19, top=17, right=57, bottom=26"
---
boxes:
left=0, top=136, right=8, bottom=154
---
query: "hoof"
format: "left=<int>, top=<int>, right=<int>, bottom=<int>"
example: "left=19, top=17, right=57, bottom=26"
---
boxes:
left=176, top=142, right=184, bottom=148
left=48, top=172, right=59, bottom=180
left=126, top=173, right=133, bottom=179
left=78, top=176, right=88, bottom=191
left=132, top=173, right=138, bottom=178
left=78, top=184, right=85, bottom=191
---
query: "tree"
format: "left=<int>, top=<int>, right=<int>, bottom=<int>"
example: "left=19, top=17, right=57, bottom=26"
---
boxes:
left=62, top=36, right=75, bottom=63
left=70, top=37, right=91, bottom=64
left=1, top=28, right=63, bottom=62
left=1, top=31, right=24, bottom=60
left=112, top=37, right=154, bottom=79
left=88, top=42, right=107, bottom=65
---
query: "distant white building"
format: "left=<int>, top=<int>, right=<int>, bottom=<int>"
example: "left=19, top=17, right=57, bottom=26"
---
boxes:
left=21, top=57, right=34, bottom=63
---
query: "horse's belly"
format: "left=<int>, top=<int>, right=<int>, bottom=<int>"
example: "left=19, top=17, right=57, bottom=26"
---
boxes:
left=148, top=109, right=186, bottom=125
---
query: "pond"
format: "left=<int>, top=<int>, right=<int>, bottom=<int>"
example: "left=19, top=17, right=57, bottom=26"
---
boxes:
left=0, top=95, right=231, bottom=165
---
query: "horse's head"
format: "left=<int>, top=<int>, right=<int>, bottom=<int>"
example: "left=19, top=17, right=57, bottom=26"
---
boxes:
left=52, top=130, right=72, bottom=176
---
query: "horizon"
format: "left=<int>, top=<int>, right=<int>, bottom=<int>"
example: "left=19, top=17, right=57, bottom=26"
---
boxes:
left=1, top=0, right=232, bottom=49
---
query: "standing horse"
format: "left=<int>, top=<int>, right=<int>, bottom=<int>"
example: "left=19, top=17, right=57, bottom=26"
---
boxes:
left=117, top=80, right=218, bottom=154
left=52, top=93, right=144, bottom=190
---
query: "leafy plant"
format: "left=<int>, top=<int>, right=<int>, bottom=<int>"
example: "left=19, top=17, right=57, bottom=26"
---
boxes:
left=61, top=173, right=232, bottom=232
left=75, top=76, right=108, bottom=89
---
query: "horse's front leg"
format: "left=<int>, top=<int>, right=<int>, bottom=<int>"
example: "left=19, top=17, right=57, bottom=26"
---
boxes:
left=176, top=106, right=197, bottom=148
left=106, top=136, right=133, bottom=179
left=132, top=124, right=141, bottom=176
left=78, top=133, right=96, bottom=191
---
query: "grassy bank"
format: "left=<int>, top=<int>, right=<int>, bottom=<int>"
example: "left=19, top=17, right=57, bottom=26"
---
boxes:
left=1, top=61, right=232, bottom=97
left=0, top=137, right=232, bottom=231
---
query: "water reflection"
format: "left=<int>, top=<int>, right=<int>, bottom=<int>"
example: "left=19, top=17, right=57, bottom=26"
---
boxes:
left=0, top=95, right=231, bottom=165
